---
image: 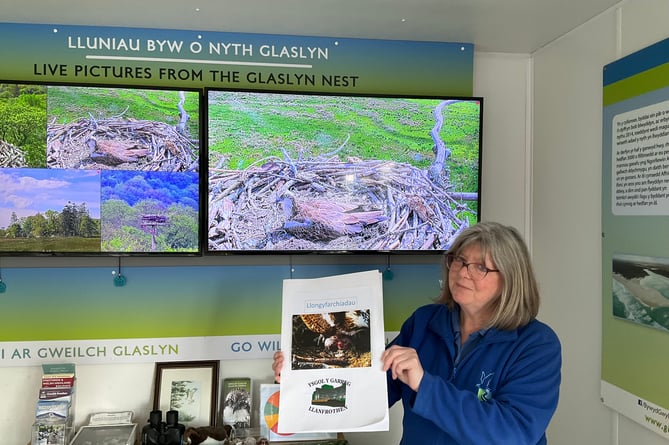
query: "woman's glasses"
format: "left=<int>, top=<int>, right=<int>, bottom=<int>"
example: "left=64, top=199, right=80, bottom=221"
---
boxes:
left=445, top=254, right=499, bottom=281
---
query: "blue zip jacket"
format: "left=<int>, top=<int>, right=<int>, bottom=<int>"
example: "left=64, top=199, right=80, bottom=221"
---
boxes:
left=387, top=304, right=561, bottom=445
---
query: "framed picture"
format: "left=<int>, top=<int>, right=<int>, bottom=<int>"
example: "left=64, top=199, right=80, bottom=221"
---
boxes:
left=153, top=360, right=219, bottom=428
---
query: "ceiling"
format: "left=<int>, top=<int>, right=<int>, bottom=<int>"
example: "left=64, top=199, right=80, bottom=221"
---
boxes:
left=2, top=0, right=621, bottom=54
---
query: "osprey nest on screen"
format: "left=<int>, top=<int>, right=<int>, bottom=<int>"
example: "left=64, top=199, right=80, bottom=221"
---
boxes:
left=208, top=143, right=475, bottom=252
left=46, top=113, right=199, bottom=172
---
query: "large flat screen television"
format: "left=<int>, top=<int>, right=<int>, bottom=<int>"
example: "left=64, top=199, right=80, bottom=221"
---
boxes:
left=0, top=82, right=202, bottom=255
left=206, top=89, right=482, bottom=254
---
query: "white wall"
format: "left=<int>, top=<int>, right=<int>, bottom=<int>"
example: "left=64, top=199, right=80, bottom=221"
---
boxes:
left=473, top=52, right=532, bottom=235
left=532, top=0, right=669, bottom=444
left=532, top=6, right=616, bottom=444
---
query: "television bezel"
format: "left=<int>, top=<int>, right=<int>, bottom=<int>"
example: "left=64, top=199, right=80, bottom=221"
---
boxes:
left=204, top=87, right=483, bottom=256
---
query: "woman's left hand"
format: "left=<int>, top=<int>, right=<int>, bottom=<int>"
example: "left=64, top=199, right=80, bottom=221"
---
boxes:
left=381, top=345, right=425, bottom=392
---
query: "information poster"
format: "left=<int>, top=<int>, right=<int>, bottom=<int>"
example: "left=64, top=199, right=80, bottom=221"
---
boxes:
left=602, top=36, right=669, bottom=438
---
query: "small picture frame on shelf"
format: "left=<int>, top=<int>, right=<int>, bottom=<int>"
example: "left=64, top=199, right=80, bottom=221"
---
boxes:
left=153, top=360, right=219, bottom=428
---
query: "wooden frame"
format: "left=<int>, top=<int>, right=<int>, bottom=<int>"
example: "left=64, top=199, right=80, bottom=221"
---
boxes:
left=153, top=360, right=219, bottom=428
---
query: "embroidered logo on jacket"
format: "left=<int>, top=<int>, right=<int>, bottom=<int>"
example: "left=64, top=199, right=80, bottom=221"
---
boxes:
left=476, top=371, right=494, bottom=402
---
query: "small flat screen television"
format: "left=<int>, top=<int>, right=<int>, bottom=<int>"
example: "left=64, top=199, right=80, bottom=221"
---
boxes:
left=0, top=82, right=202, bottom=255
left=206, top=89, right=482, bottom=254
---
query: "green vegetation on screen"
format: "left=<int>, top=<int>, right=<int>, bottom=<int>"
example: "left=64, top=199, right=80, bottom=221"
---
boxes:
left=100, top=171, right=200, bottom=253
left=47, top=86, right=200, bottom=137
left=208, top=93, right=480, bottom=192
left=0, top=83, right=47, bottom=167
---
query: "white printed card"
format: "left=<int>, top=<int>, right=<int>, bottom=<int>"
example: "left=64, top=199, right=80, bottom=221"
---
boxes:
left=278, top=270, right=389, bottom=433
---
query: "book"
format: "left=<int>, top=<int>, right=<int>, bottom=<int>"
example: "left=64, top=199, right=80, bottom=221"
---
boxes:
left=40, top=376, right=76, bottom=388
left=41, top=363, right=76, bottom=388
left=39, top=387, right=74, bottom=403
left=41, top=363, right=76, bottom=377
left=221, top=377, right=252, bottom=429
left=36, top=400, right=71, bottom=420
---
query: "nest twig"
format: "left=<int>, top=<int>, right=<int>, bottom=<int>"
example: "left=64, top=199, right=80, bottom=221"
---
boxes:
left=0, top=140, right=27, bottom=167
left=208, top=155, right=474, bottom=251
left=46, top=116, right=199, bottom=172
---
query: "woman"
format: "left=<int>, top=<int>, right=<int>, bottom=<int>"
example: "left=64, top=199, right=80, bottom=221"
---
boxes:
left=273, top=221, right=561, bottom=445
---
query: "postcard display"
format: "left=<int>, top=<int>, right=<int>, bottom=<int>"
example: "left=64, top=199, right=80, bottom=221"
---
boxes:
left=279, top=270, right=388, bottom=433
left=31, top=364, right=76, bottom=445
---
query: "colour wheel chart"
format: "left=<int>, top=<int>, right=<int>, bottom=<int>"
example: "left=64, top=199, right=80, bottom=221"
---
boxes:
left=263, top=389, right=292, bottom=436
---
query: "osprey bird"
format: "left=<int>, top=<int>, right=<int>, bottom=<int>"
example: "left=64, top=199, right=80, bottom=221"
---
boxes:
left=85, top=137, right=150, bottom=165
left=299, top=310, right=370, bottom=351
left=278, top=194, right=386, bottom=241
left=222, top=388, right=251, bottom=429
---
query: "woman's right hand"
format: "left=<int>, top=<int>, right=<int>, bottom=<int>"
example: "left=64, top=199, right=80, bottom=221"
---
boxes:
left=272, top=351, right=284, bottom=383
left=381, top=345, right=424, bottom=392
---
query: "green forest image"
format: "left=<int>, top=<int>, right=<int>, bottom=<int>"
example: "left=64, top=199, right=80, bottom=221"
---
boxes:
left=0, top=83, right=47, bottom=168
left=0, top=168, right=101, bottom=253
left=101, top=170, right=199, bottom=253
left=207, top=91, right=482, bottom=251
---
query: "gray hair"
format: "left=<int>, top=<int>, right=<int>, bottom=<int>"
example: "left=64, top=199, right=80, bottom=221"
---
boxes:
left=436, top=221, right=540, bottom=330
